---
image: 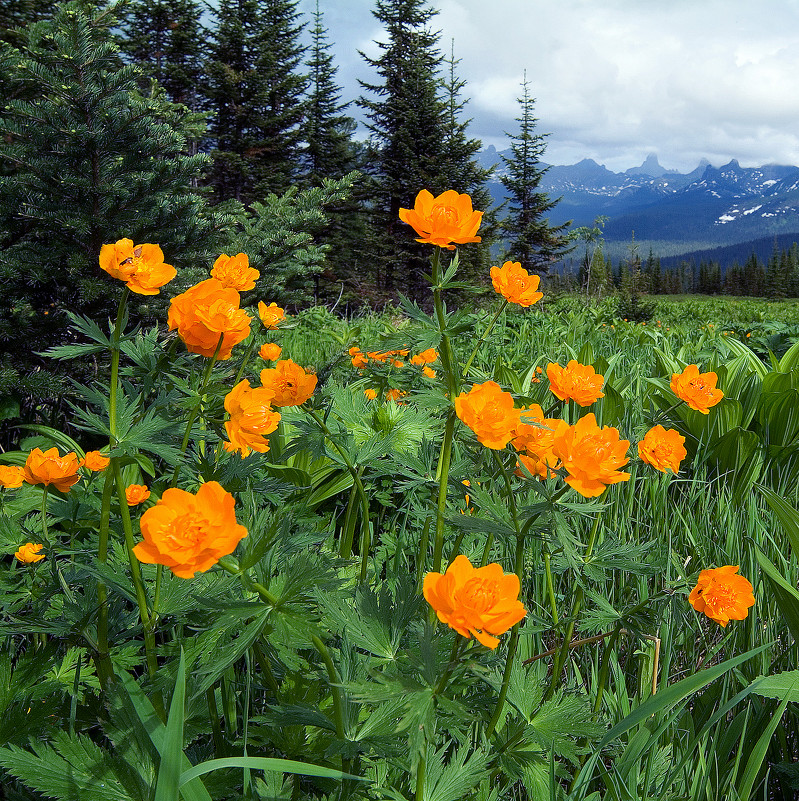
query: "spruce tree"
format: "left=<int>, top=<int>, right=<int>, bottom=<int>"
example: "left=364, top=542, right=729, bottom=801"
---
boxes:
left=500, top=76, right=570, bottom=274
left=205, top=0, right=307, bottom=204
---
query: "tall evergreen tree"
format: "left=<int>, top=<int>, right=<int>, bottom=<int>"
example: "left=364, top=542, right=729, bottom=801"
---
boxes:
left=205, top=0, right=307, bottom=204
left=500, top=76, right=570, bottom=274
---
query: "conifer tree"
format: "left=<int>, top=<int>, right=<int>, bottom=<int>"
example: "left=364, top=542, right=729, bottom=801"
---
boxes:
left=500, top=76, right=570, bottom=274
left=205, top=0, right=307, bottom=204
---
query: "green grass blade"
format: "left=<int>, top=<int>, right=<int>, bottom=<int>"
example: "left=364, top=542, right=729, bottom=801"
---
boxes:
left=179, top=757, right=368, bottom=787
left=753, top=546, right=799, bottom=643
left=757, top=484, right=799, bottom=556
left=155, top=649, right=186, bottom=801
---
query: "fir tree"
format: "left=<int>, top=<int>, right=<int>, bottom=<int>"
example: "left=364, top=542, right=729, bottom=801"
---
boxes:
left=500, top=75, right=570, bottom=274
left=205, top=0, right=307, bottom=204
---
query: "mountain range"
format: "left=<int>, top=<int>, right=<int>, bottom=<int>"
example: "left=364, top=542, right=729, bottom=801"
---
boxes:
left=480, top=147, right=799, bottom=260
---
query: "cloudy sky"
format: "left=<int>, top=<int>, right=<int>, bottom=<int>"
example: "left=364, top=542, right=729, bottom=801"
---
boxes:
left=301, top=0, right=799, bottom=172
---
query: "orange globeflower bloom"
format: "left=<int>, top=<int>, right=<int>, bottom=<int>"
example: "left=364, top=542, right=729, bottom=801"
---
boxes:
left=0, top=465, right=25, bottom=489
left=258, top=302, right=286, bottom=330
left=22, top=447, right=81, bottom=492
left=81, top=450, right=110, bottom=472
left=670, top=364, right=724, bottom=414
left=364, top=388, right=378, bottom=400
left=223, top=379, right=281, bottom=457
left=547, top=360, right=605, bottom=407
left=15, top=543, right=45, bottom=563
left=551, top=413, right=630, bottom=498
left=638, top=425, right=687, bottom=473
left=211, top=252, right=259, bottom=291
left=259, top=359, right=317, bottom=407
left=259, top=342, right=282, bottom=361
left=399, top=189, right=483, bottom=250
left=125, top=484, right=150, bottom=505
left=349, top=346, right=368, bottom=369
left=512, top=404, right=566, bottom=479
left=133, top=481, right=247, bottom=579
left=168, top=278, right=251, bottom=360
left=99, top=238, right=176, bottom=295
left=689, top=565, right=755, bottom=627
left=385, top=388, right=407, bottom=403
left=455, top=381, right=519, bottom=450
left=423, top=554, right=527, bottom=649
left=410, top=348, right=439, bottom=366
left=423, top=366, right=436, bottom=379
left=490, top=261, right=543, bottom=307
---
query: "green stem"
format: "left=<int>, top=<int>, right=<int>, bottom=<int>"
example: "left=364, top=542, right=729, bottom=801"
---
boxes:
left=462, top=299, right=508, bottom=378
left=95, top=469, right=115, bottom=688
left=338, top=473, right=361, bottom=559
left=217, top=556, right=280, bottom=606
left=233, top=335, right=259, bottom=385
left=108, top=286, right=130, bottom=442
left=544, top=550, right=559, bottom=626
left=431, top=411, right=456, bottom=574
left=434, top=635, right=466, bottom=696
left=592, top=626, right=621, bottom=716
left=416, top=512, right=432, bottom=590
left=40, top=486, right=49, bottom=544
left=652, top=399, right=685, bottom=425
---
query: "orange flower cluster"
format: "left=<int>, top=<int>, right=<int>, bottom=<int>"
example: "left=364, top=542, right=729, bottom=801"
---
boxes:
left=399, top=190, right=483, bottom=250
left=211, top=253, right=259, bottom=291
left=551, top=413, right=630, bottom=497
left=99, top=239, right=176, bottom=295
left=490, top=261, right=543, bottom=307
left=638, top=425, right=686, bottom=473
left=547, top=360, right=605, bottom=407
left=258, top=302, right=286, bottom=330
left=133, top=481, right=248, bottom=578
left=81, top=451, right=110, bottom=472
left=385, top=388, right=407, bottom=403
left=689, top=565, right=755, bottom=627
left=15, top=543, right=45, bottom=563
left=223, top=379, right=281, bottom=457
left=349, top=346, right=368, bottom=369
left=670, top=364, right=724, bottom=414
left=259, top=359, right=317, bottom=407
left=410, top=348, right=438, bottom=366
left=125, top=484, right=150, bottom=505
left=259, top=342, right=282, bottom=361
left=0, top=465, right=25, bottom=489
left=512, top=405, right=566, bottom=479
left=424, top=555, right=527, bottom=649
left=22, top=447, right=81, bottom=493
left=455, top=381, right=519, bottom=450
left=168, top=278, right=251, bottom=360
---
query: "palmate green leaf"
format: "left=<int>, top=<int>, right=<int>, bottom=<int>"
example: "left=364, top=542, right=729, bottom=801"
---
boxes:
left=422, top=743, right=489, bottom=801
left=750, top=671, right=799, bottom=702
left=525, top=693, right=605, bottom=766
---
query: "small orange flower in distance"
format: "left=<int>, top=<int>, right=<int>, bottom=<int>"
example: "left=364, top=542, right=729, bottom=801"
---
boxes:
left=15, top=543, right=45, bottom=563
left=22, top=447, right=81, bottom=492
left=689, top=565, right=755, bottom=627
left=490, top=261, right=543, bottom=307
left=547, top=360, right=605, bottom=407
left=410, top=348, right=439, bottom=366
left=385, top=388, right=407, bottom=403
left=223, top=379, right=281, bottom=457
left=258, top=302, right=286, bottom=330
left=259, top=359, right=317, bottom=407
left=168, top=278, right=251, bottom=360
left=423, top=366, right=436, bottom=379
left=0, top=465, right=25, bottom=489
left=423, top=554, right=527, bottom=649
left=259, top=342, right=282, bottom=361
left=349, top=346, right=368, bottom=369
left=512, top=405, right=566, bottom=479
left=133, top=481, right=248, bottom=579
left=670, top=364, right=724, bottom=414
left=81, top=450, right=110, bottom=472
left=211, top=252, right=259, bottom=291
left=125, top=484, right=150, bottom=506
left=399, top=189, right=483, bottom=250
left=363, top=388, right=378, bottom=400
left=551, top=413, right=630, bottom=497
left=638, top=425, right=687, bottom=473
left=455, top=381, right=519, bottom=450
left=99, top=239, right=176, bottom=295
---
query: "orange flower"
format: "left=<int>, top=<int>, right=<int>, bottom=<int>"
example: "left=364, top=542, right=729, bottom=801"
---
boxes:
left=364, top=388, right=378, bottom=400
left=670, top=364, right=724, bottom=414
left=259, top=342, right=282, bottom=361
left=349, top=346, right=368, bottom=369
left=133, top=481, right=248, bottom=579
left=547, top=360, right=605, bottom=407
left=551, top=413, right=630, bottom=497
left=410, top=348, right=439, bottom=366
left=211, top=252, right=259, bottom=291
left=422, top=366, right=436, bottom=379
left=689, top=565, right=755, bottom=627
left=399, top=189, right=483, bottom=250
left=259, top=359, right=317, bottom=406
left=15, top=543, right=45, bottom=563
left=638, top=425, right=687, bottom=473
left=125, top=484, right=150, bottom=505
left=81, top=450, right=110, bottom=472
left=22, top=447, right=81, bottom=492
left=512, top=405, right=566, bottom=479
left=0, top=465, right=25, bottom=489
left=223, top=379, right=281, bottom=457
left=385, top=388, right=407, bottom=403
left=455, top=381, right=519, bottom=450
left=99, top=239, right=176, bottom=295
left=423, top=554, right=527, bottom=649
left=258, top=302, right=286, bottom=330
left=168, top=278, right=251, bottom=360
left=490, top=261, right=543, bottom=307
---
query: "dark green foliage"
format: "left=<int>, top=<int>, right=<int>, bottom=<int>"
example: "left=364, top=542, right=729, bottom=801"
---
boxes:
left=204, top=0, right=307, bottom=204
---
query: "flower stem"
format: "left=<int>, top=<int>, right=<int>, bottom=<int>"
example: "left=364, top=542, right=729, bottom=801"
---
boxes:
left=108, top=287, right=130, bottom=441
left=95, top=469, right=116, bottom=688
left=431, top=411, right=456, bottom=574
left=217, top=556, right=280, bottom=606
left=462, top=299, right=508, bottom=379
left=40, top=486, right=49, bottom=544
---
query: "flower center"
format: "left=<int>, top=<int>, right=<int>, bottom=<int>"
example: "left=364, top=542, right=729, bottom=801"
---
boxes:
left=458, top=576, right=500, bottom=612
